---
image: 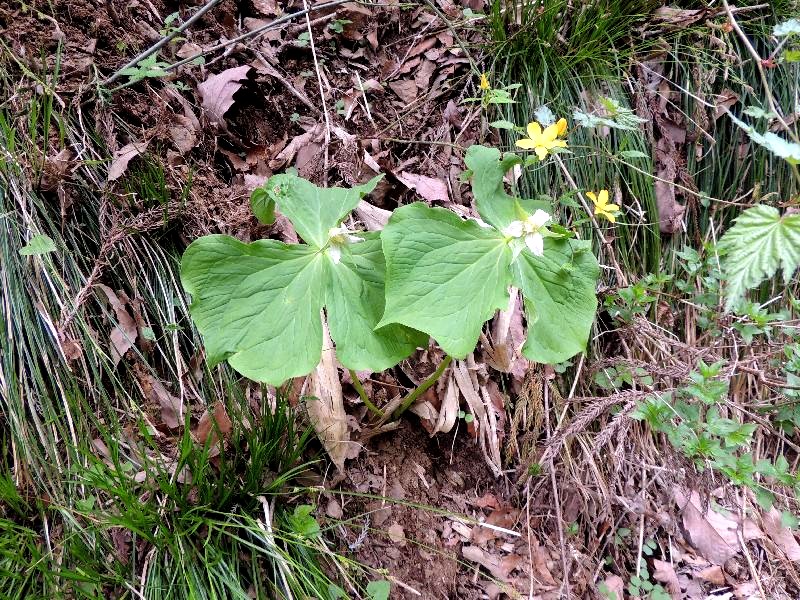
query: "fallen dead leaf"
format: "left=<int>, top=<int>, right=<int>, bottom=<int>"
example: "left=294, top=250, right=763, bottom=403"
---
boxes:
left=107, top=140, right=149, bottom=182
left=306, top=316, right=351, bottom=470
left=462, top=545, right=522, bottom=582
left=269, top=124, right=324, bottom=170
left=193, top=402, right=233, bottom=445
left=198, top=65, right=252, bottom=124
left=388, top=79, right=418, bottom=104
left=137, top=369, right=185, bottom=430
left=675, top=489, right=762, bottom=565
left=598, top=575, right=624, bottom=600
left=652, top=559, right=681, bottom=596
left=169, top=115, right=198, bottom=155
left=473, top=504, right=520, bottom=545
left=762, top=507, right=800, bottom=561
left=388, top=523, right=406, bottom=545
left=397, top=171, right=449, bottom=203
left=696, top=564, right=725, bottom=585
left=96, top=285, right=138, bottom=365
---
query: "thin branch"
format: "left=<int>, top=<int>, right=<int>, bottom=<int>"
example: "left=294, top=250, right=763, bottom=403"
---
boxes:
left=348, top=369, right=384, bottom=418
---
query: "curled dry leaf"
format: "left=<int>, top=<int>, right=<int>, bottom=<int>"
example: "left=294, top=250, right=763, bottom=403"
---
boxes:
left=397, top=171, right=450, bottom=203
left=675, top=488, right=762, bottom=565
left=193, top=402, right=233, bottom=446
left=652, top=559, right=681, bottom=596
left=198, top=65, right=252, bottom=124
left=136, top=369, right=185, bottom=430
left=762, top=507, right=800, bottom=561
left=462, top=545, right=523, bottom=582
left=107, top=140, right=149, bottom=182
left=96, top=284, right=137, bottom=365
left=306, top=317, right=351, bottom=470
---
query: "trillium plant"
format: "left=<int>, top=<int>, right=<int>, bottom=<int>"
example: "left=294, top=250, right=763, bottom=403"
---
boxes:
left=180, top=138, right=601, bottom=404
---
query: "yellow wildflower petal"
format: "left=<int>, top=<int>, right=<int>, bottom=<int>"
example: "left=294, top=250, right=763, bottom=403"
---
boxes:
left=549, top=139, right=567, bottom=149
left=479, top=73, right=490, bottom=90
left=556, top=118, right=567, bottom=137
left=605, top=203, right=620, bottom=213
left=597, top=189, right=609, bottom=207
left=605, top=212, right=616, bottom=223
left=542, top=122, right=560, bottom=142
left=516, top=138, right=537, bottom=150
left=534, top=146, right=549, bottom=161
left=585, top=191, right=597, bottom=204
left=527, top=121, right=542, bottom=140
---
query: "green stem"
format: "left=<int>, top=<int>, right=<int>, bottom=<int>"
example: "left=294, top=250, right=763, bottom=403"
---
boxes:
left=393, top=355, right=453, bottom=419
left=348, top=369, right=383, bottom=418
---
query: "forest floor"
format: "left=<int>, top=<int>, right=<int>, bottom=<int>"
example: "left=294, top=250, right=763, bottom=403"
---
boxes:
left=2, top=1, right=800, bottom=599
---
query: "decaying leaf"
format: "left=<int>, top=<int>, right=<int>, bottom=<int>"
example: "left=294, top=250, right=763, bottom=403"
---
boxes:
left=137, top=369, right=185, bottom=430
left=675, top=489, right=762, bottom=564
left=306, top=317, right=351, bottom=470
left=462, top=545, right=523, bottom=581
left=762, top=507, right=800, bottom=561
left=388, top=79, right=418, bottom=104
left=96, top=285, right=138, bottom=365
left=397, top=171, right=449, bottom=203
left=198, top=65, right=252, bottom=124
left=652, top=559, right=681, bottom=596
left=107, top=140, right=149, bottom=182
left=193, top=402, right=233, bottom=445
left=598, top=575, right=624, bottom=600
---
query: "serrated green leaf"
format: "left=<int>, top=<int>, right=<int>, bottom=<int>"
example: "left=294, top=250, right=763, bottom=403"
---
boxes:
left=775, top=18, right=800, bottom=37
left=728, top=112, right=800, bottom=164
left=19, top=234, right=56, bottom=256
left=464, top=145, right=550, bottom=231
left=782, top=510, right=800, bottom=530
left=379, top=203, right=512, bottom=358
left=181, top=236, right=327, bottom=384
left=718, top=205, right=800, bottom=310
left=266, top=173, right=382, bottom=247
left=512, top=239, right=599, bottom=363
left=327, top=233, right=427, bottom=371
left=250, top=187, right=275, bottom=225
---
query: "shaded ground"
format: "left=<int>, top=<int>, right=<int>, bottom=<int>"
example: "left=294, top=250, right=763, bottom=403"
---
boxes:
left=3, top=1, right=800, bottom=599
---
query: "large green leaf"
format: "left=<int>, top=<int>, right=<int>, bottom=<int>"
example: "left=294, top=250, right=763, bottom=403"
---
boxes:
left=180, top=235, right=327, bottom=384
left=465, top=145, right=550, bottom=231
left=718, top=205, right=800, bottom=311
left=327, top=233, right=428, bottom=371
left=512, top=238, right=599, bottom=363
left=379, top=203, right=512, bottom=358
left=266, top=173, right=382, bottom=247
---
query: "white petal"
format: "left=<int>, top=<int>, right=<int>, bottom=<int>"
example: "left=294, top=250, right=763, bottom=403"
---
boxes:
left=510, top=239, right=524, bottom=262
left=473, top=218, right=493, bottom=229
left=528, top=209, right=551, bottom=229
left=502, top=220, right=524, bottom=238
left=327, top=245, right=342, bottom=264
left=328, top=226, right=347, bottom=237
left=346, top=234, right=365, bottom=244
left=525, top=232, right=544, bottom=256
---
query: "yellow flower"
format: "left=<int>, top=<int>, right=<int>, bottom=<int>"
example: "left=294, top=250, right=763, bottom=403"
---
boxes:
left=479, top=72, right=490, bottom=91
left=515, top=118, right=568, bottom=161
left=586, top=189, right=620, bottom=223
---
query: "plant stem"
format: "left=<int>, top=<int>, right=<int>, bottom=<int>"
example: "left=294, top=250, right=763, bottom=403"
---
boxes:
left=348, top=369, right=383, bottom=418
left=393, top=355, right=453, bottom=419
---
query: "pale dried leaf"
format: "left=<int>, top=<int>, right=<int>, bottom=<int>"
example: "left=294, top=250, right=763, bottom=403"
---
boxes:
left=462, top=545, right=522, bottom=581
left=388, top=523, right=406, bottom=545
left=96, top=285, right=138, bottom=365
left=169, top=115, right=198, bottom=154
left=198, top=65, right=252, bottom=124
left=388, top=79, right=418, bottom=104
left=598, top=575, right=624, bottom=600
left=139, top=372, right=184, bottom=429
left=432, top=372, right=459, bottom=434
left=397, top=171, right=449, bottom=203
left=355, top=199, right=391, bottom=231
left=306, top=316, right=350, bottom=470
left=652, top=559, right=681, bottom=596
left=269, top=124, right=324, bottom=170
left=252, top=0, right=278, bottom=15
left=762, top=507, right=800, bottom=561
left=108, top=141, right=148, bottom=182
left=193, top=402, right=233, bottom=445
left=675, top=489, right=762, bottom=564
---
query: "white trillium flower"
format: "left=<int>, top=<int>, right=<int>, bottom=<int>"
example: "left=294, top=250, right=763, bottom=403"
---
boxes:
left=326, top=225, right=365, bottom=264
left=501, top=209, right=551, bottom=259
